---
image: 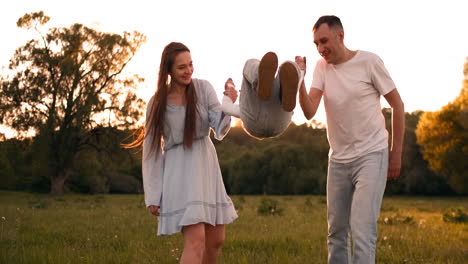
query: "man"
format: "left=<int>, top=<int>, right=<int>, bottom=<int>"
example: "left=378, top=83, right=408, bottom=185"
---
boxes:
left=222, top=52, right=303, bottom=139
left=296, top=15, right=405, bottom=263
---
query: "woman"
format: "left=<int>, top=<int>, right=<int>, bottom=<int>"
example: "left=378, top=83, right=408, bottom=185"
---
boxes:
left=134, top=42, right=238, bottom=263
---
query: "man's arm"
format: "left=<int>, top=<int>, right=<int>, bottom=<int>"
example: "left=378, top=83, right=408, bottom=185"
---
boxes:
left=299, top=84, right=323, bottom=120
left=295, top=56, right=323, bottom=120
left=384, top=88, right=405, bottom=180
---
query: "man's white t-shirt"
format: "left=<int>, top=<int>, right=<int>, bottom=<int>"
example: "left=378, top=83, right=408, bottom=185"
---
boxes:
left=312, top=50, right=395, bottom=163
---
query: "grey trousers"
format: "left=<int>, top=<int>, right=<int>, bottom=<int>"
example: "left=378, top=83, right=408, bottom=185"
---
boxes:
left=239, top=59, right=293, bottom=138
left=327, top=148, right=389, bottom=264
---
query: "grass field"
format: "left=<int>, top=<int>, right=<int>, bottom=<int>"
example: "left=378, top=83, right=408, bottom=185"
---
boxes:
left=0, top=191, right=466, bottom=263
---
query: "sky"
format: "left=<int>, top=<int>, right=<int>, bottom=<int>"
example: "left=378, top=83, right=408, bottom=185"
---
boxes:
left=1, top=0, right=467, bottom=135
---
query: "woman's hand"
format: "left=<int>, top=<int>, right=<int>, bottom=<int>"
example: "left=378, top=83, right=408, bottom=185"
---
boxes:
left=224, top=78, right=238, bottom=103
left=148, top=205, right=160, bottom=216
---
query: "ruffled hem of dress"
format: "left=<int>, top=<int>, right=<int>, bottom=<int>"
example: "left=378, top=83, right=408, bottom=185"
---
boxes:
left=157, top=201, right=238, bottom=236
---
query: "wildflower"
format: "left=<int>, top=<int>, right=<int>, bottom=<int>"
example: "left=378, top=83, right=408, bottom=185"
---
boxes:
left=418, top=219, right=426, bottom=227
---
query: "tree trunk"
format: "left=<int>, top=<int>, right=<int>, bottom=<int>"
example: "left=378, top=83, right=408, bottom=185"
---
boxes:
left=50, top=176, right=66, bottom=195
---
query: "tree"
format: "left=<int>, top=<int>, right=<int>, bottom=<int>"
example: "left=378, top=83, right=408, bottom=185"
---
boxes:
left=0, top=11, right=146, bottom=194
left=416, top=58, right=468, bottom=194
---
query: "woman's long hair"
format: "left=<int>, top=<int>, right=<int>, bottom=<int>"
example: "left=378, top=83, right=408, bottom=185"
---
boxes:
left=123, top=42, right=198, bottom=156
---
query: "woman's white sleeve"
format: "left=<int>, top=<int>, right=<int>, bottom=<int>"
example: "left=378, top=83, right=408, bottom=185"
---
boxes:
left=206, top=82, right=232, bottom=140
left=142, top=97, right=164, bottom=207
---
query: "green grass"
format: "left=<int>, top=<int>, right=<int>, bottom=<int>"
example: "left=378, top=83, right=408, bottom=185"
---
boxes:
left=0, top=191, right=466, bottom=263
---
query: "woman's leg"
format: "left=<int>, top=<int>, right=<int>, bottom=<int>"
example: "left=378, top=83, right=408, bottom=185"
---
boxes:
left=203, top=224, right=225, bottom=264
left=181, top=223, right=206, bottom=264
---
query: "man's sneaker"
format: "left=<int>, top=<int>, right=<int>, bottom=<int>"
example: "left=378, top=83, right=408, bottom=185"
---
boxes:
left=257, top=52, right=278, bottom=100
left=279, top=61, right=301, bottom=112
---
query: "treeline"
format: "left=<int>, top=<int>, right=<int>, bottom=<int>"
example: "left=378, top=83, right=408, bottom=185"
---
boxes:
left=0, top=127, right=142, bottom=194
left=0, top=109, right=458, bottom=195
left=216, top=109, right=453, bottom=195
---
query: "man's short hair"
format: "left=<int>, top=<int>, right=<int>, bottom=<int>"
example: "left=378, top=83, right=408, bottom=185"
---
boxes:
left=313, top=15, right=343, bottom=32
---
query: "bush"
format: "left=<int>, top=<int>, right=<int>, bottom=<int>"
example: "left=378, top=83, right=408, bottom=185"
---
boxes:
left=381, top=214, right=414, bottom=225
left=443, top=207, right=468, bottom=223
left=257, top=197, right=284, bottom=216
left=107, top=172, right=143, bottom=193
left=28, top=198, right=51, bottom=209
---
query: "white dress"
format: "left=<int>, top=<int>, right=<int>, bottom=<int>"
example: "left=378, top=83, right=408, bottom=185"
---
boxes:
left=142, top=78, right=238, bottom=235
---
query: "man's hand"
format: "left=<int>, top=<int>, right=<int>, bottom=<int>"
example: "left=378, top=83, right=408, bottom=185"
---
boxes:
left=387, top=150, right=402, bottom=180
left=295, top=56, right=307, bottom=74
